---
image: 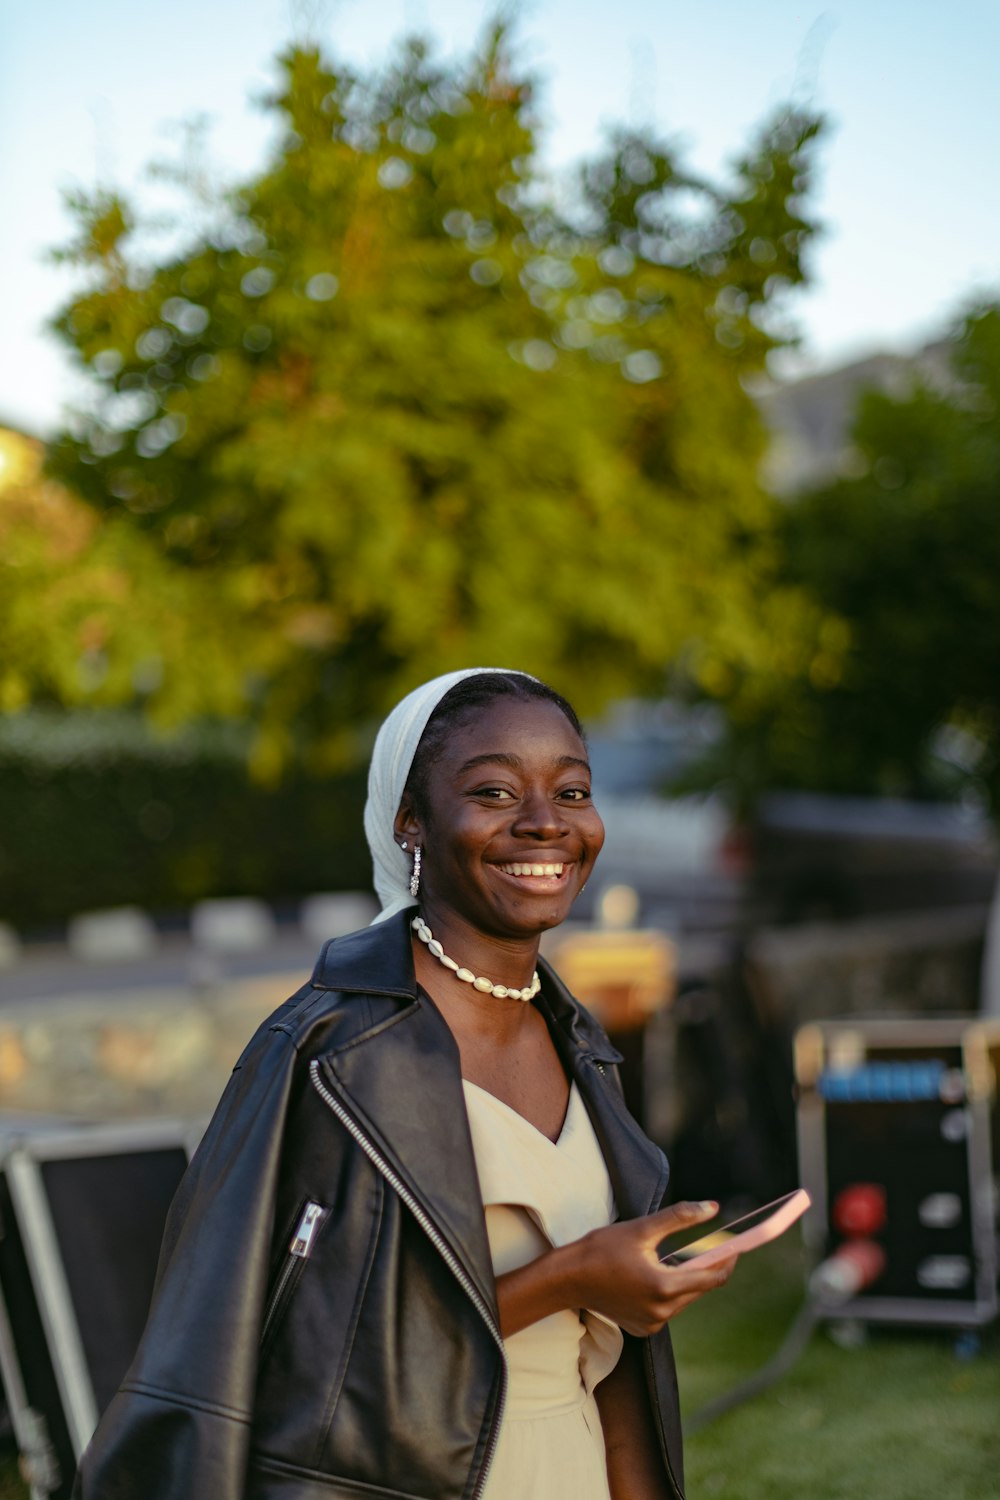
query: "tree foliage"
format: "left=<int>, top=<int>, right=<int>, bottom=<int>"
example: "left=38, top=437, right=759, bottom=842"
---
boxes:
left=43, top=24, right=826, bottom=773
left=703, top=304, right=1000, bottom=812
left=0, top=427, right=249, bottom=725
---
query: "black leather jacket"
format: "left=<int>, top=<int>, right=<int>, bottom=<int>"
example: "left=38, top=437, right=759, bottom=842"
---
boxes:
left=74, top=911, right=686, bottom=1500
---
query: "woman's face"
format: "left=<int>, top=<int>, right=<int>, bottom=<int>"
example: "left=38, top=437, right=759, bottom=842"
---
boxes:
left=399, top=696, right=604, bottom=940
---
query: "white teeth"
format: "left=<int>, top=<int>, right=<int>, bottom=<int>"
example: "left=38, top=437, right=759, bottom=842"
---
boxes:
left=499, top=862, right=564, bottom=877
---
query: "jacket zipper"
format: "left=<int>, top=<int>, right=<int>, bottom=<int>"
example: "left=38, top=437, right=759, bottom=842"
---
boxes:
left=309, top=1060, right=508, bottom=1500
left=260, top=1200, right=327, bottom=1351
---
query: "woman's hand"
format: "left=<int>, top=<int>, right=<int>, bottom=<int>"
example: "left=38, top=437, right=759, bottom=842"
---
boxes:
left=566, top=1201, right=736, bottom=1335
left=495, top=1201, right=736, bottom=1340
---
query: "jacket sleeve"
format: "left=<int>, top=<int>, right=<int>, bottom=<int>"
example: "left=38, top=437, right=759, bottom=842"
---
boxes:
left=73, top=1019, right=298, bottom=1500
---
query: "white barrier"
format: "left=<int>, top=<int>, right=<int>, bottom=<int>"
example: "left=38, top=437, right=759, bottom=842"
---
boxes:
left=67, top=907, right=158, bottom=963
left=0, top=924, right=21, bottom=969
left=190, top=898, right=276, bottom=954
left=300, top=892, right=379, bottom=944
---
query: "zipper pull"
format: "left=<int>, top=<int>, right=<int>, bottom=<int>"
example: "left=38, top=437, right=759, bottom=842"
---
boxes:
left=290, top=1201, right=325, bottom=1258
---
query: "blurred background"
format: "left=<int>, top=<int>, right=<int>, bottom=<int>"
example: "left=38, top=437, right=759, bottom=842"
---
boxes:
left=0, top=2, right=999, bottom=1497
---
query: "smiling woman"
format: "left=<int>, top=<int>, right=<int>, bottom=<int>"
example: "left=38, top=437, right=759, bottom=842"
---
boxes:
left=74, top=669, right=736, bottom=1500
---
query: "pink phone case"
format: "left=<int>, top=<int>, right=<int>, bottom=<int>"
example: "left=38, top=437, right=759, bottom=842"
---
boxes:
left=660, top=1188, right=812, bottom=1269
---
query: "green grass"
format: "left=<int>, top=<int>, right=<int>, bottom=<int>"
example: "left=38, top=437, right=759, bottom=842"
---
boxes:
left=0, top=1237, right=995, bottom=1499
left=672, top=1235, right=1000, bottom=1500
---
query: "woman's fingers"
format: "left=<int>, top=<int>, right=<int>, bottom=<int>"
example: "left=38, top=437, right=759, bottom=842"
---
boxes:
left=627, top=1254, right=738, bottom=1334
left=639, top=1199, right=720, bottom=1249
left=620, top=1294, right=700, bottom=1337
left=659, top=1251, right=738, bottom=1292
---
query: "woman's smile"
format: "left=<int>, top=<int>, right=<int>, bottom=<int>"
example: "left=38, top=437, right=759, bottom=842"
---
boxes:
left=492, top=859, right=572, bottom=892
left=496, top=861, right=566, bottom=877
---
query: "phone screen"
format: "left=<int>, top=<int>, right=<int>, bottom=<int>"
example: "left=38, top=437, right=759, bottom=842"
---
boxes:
left=660, top=1189, right=810, bottom=1267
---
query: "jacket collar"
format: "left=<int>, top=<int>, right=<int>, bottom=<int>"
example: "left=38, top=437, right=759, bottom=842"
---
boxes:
left=310, top=910, right=623, bottom=1066
left=310, top=908, right=418, bottom=999
left=311, top=909, right=669, bottom=1307
left=534, top=961, right=670, bottom=1223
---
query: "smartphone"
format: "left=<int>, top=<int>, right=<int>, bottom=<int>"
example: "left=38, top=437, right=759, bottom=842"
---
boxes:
left=660, top=1188, right=811, bottom=1270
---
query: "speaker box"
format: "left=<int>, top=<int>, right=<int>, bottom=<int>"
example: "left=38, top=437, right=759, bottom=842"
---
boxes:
left=0, top=1119, right=199, bottom=1499
left=795, top=1017, right=1000, bottom=1328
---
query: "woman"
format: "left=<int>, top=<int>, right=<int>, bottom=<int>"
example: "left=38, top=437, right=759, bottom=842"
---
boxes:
left=75, top=668, right=734, bottom=1500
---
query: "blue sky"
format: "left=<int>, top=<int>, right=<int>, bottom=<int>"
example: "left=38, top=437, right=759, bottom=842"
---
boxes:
left=2, top=0, right=998, bottom=434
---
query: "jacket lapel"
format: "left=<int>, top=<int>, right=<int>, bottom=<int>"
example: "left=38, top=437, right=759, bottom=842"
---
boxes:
left=316, top=994, right=498, bottom=1317
left=537, top=962, right=671, bottom=1224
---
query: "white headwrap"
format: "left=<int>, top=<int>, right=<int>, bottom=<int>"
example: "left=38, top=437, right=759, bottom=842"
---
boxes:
left=364, top=667, right=534, bottom=922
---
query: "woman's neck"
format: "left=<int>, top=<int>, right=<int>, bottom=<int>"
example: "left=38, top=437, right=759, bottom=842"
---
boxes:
left=412, top=905, right=542, bottom=994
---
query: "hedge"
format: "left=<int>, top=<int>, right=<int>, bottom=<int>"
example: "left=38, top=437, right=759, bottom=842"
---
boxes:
left=0, top=712, right=371, bottom=934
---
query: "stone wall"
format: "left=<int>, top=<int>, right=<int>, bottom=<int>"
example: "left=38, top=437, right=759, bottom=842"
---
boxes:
left=0, top=906, right=987, bottom=1125
left=0, top=972, right=299, bottom=1121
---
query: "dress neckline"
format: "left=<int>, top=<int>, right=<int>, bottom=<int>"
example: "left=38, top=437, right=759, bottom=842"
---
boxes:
left=462, top=1077, right=576, bottom=1148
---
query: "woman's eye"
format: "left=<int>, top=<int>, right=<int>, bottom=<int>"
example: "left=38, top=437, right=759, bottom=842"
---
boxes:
left=474, top=786, right=514, bottom=800
left=559, top=787, right=591, bottom=801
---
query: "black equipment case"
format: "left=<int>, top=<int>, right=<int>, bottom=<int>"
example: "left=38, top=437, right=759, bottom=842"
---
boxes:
left=795, top=1016, right=1000, bottom=1328
left=0, top=1118, right=199, bottom=1499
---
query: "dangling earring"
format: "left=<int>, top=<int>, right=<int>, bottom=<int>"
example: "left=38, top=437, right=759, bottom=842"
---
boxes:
left=409, top=844, right=422, bottom=900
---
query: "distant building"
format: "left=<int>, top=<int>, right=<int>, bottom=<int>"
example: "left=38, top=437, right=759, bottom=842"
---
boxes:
left=754, top=340, right=955, bottom=497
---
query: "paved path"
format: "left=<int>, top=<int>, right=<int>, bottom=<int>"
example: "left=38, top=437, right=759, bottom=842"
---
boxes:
left=0, top=931, right=319, bottom=1007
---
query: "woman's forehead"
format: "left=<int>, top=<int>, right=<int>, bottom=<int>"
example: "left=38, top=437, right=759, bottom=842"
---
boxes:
left=437, top=697, right=587, bottom=765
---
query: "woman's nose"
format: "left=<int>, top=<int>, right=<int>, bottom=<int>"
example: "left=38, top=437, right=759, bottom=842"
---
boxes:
left=512, top=789, right=567, bottom=838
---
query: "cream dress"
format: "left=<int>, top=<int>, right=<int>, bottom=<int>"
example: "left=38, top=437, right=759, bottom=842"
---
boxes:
left=463, top=1079, right=624, bottom=1500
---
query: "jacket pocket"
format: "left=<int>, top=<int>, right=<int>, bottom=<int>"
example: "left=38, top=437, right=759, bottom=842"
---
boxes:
left=261, top=1200, right=329, bottom=1356
left=249, top=1452, right=426, bottom=1498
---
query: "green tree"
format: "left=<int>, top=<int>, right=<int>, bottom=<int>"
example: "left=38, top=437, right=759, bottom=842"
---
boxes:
left=0, top=427, right=238, bottom=723
left=703, top=303, right=1000, bottom=812
left=45, top=25, right=826, bottom=774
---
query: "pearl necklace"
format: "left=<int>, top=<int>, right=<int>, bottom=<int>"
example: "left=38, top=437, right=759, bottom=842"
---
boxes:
left=411, top=915, right=540, bottom=1002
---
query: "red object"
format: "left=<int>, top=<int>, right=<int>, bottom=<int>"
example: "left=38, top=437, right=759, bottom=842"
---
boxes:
left=832, top=1182, right=887, bottom=1238
left=811, top=1239, right=887, bottom=1299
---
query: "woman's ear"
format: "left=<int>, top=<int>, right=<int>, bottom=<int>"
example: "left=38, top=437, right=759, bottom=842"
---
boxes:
left=394, top=796, right=422, bottom=848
